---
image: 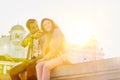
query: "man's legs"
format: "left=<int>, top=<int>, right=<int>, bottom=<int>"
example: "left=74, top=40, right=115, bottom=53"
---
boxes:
left=26, top=62, right=37, bottom=80
left=9, top=74, right=21, bottom=80
left=9, top=62, right=27, bottom=80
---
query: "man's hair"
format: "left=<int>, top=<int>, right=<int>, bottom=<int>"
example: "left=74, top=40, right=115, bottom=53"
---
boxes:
left=26, top=19, right=36, bottom=28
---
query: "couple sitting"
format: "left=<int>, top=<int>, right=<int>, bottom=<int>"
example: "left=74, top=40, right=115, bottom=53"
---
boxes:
left=9, top=18, right=68, bottom=80
left=9, top=18, right=102, bottom=80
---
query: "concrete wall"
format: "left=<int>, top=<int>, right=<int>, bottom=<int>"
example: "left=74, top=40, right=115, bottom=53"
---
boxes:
left=51, top=57, right=120, bottom=80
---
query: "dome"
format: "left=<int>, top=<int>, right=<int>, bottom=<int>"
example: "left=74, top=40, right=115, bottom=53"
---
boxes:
left=9, top=25, right=26, bottom=33
left=11, top=25, right=24, bottom=31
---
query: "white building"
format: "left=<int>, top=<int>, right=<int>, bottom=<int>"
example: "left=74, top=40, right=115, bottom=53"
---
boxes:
left=0, top=25, right=27, bottom=58
left=9, top=25, right=27, bottom=58
left=0, top=35, right=10, bottom=55
left=66, top=35, right=104, bottom=64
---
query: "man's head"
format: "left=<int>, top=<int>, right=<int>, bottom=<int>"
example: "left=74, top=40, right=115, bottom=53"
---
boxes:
left=26, top=19, right=39, bottom=34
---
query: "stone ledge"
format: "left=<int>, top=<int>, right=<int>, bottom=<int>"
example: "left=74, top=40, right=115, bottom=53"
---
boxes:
left=51, top=57, right=120, bottom=80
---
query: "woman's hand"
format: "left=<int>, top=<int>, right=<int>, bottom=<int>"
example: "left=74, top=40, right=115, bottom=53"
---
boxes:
left=36, top=58, right=44, bottom=64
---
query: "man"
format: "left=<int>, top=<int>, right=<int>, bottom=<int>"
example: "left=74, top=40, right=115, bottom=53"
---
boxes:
left=9, top=19, right=43, bottom=80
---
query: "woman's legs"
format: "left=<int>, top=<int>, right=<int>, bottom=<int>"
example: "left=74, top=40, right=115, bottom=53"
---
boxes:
left=42, top=64, right=50, bottom=80
left=36, top=62, right=45, bottom=80
left=42, top=57, right=64, bottom=80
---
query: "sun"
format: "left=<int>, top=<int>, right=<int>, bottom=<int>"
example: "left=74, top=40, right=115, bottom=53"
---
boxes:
left=65, top=24, right=95, bottom=46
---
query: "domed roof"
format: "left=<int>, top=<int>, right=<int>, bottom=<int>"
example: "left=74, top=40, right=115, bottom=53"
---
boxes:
left=10, top=25, right=25, bottom=31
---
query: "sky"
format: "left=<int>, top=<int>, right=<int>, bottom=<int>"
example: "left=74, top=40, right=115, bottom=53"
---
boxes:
left=0, top=0, right=120, bottom=58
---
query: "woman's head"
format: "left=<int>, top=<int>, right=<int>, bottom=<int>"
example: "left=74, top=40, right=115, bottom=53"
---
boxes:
left=26, top=19, right=39, bottom=34
left=41, top=18, right=58, bottom=33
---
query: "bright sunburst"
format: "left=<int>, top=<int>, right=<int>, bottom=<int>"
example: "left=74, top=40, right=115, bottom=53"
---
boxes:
left=65, top=23, right=96, bottom=46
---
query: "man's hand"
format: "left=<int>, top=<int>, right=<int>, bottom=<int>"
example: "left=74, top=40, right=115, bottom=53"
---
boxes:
left=32, top=31, right=43, bottom=39
left=21, top=34, right=32, bottom=47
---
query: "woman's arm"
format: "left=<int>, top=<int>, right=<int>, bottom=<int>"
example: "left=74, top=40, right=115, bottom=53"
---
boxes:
left=37, top=29, right=64, bottom=62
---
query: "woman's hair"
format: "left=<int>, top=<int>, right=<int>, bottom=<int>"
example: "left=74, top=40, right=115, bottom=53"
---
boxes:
left=41, top=18, right=58, bottom=33
left=41, top=18, right=66, bottom=54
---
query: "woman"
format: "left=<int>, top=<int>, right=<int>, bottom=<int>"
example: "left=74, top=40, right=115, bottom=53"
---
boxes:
left=36, top=18, right=67, bottom=80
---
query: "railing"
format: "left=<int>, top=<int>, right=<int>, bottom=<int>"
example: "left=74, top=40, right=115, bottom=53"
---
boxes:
left=0, top=61, right=18, bottom=74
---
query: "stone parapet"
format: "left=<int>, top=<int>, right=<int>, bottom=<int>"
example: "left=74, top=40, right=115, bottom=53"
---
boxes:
left=51, top=57, right=120, bottom=80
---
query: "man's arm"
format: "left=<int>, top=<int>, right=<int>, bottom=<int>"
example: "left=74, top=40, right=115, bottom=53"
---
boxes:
left=21, top=33, right=32, bottom=48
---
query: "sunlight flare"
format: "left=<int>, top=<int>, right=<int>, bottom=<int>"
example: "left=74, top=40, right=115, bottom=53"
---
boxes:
left=66, top=23, right=95, bottom=46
